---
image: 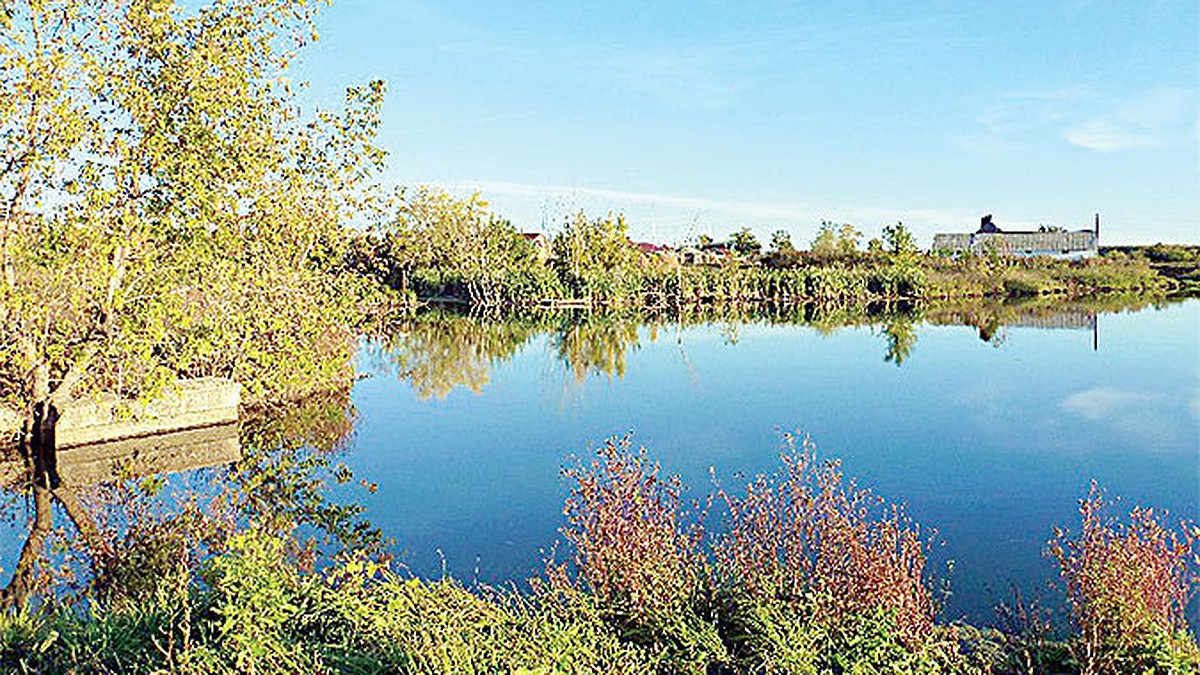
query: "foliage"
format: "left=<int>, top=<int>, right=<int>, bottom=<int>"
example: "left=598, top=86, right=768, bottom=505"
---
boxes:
left=769, top=229, right=796, bottom=257
left=884, top=222, right=919, bottom=260
left=0, top=0, right=388, bottom=427
left=552, top=211, right=642, bottom=303
left=558, top=436, right=726, bottom=666
left=1047, top=483, right=1200, bottom=674
left=730, top=226, right=762, bottom=257
left=713, top=435, right=936, bottom=649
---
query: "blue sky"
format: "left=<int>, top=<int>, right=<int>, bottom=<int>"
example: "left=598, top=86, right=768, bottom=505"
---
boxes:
left=293, top=1, right=1198, bottom=246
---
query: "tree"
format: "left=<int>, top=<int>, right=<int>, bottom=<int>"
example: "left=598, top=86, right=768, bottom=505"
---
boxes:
left=551, top=211, right=640, bottom=300
left=769, top=229, right=795, bottom=257
left=836, top=223, right=862, bottom=256
left=810, top=221, right=838, bottom=257
left=697, top=233, right=713, bottom=248
left=730, top=227, right=761, bottom=257
left=0, top=0, right=387, bottom=448
left=883, top=222, right=918, bottom=259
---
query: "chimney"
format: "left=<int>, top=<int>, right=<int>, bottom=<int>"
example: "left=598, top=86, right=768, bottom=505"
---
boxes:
left=1094, top=213, right=1100, bottom=241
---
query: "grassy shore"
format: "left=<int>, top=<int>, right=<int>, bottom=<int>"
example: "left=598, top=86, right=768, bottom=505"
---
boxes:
left=1, top=436, right=1195, bottom=674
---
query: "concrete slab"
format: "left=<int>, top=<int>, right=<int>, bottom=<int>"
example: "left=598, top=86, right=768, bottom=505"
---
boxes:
left=55, top=378, right=240, bottom=448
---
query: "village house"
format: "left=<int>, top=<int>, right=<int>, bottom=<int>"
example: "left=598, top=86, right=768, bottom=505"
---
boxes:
left=520, top=232, right=552, bottom=263
left=932, top=214, right=1100, bottom=260
left=679, top=243, right=737, bottom=265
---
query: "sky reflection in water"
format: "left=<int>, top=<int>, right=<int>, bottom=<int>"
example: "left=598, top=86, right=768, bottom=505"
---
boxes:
left=346, top=300, right=1199, bottom=624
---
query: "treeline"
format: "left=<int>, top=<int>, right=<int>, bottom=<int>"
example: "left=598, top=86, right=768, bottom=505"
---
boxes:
left=345, top=188, right=1176, bottom=311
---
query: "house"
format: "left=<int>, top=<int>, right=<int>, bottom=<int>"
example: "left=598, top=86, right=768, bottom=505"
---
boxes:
left=520, top=232, right=552, bottom=263
left=633, top=241, right=667, bottom=256
left=932, top=214, right=1099, bottom=260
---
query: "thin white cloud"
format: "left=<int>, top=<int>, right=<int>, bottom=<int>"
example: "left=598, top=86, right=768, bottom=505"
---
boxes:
left=1064, top=120, right=1154, bottom=152
left=451, top=179, right=973, bottom=234
left=961, top=85, right=1196, bottom=155
left=1063, top=86, right=1196, bottom=152
left=1116, top=86, right=1192, bottom=127
left=1060, top=387, right=1153, bottom=421
left=580, top=45, right=746, bottom=110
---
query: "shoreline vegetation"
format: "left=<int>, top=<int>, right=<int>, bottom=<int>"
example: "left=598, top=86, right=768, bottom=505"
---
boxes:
left=345, top=188, right=1192, bottom=313
left=1, top=1, right=1197, bottom=672
left=1, top=435, right=1197, bottom=674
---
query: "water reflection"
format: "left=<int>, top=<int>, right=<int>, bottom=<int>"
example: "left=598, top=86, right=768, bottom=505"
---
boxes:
left=366, top=295, right=1171, bottom=397
left=1, top=294, right=1190, bottom=620
left=0, top=388, right=375, bottom=609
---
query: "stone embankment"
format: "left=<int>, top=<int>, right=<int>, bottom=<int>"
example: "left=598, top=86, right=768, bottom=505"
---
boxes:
left=0, top=378, right=242, bottom=488
left=0, top=378, right=239, bottom=448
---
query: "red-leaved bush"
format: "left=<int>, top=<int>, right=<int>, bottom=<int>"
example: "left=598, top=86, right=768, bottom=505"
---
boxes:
left=560, top=435, right=703, bottom=625
left=1047, top=482, right=1199, bottom=667
left=714, top=434, right=935, bottom=647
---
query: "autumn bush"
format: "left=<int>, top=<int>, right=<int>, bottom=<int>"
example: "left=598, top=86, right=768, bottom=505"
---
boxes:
left=1048, top=482, right=1200, bottom=673
left=715, top=436, right=935, bottom=645
left=558, top=436, right=726, bottom=666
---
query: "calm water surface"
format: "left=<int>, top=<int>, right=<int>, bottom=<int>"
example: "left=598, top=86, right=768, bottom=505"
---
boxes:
left=1, top=299, right=1195, bottom=625
left=346, top=300, right=1199, bottom=623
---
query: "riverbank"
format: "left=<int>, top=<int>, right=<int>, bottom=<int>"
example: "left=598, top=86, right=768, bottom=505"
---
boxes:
left=0, top=437, right=1195, bottom=674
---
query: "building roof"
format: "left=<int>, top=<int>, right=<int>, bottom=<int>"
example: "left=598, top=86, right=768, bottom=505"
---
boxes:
left=934, top=230, right=1096, bottom=253
left=974, top=230, right=1097, bottom=251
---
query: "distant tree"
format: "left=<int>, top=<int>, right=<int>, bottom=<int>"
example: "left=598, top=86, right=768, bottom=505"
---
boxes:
left=867, top=238, right=884, bottom=254
left=769, top=229, right=796, bottom=257
left=836, top=224, right=862, bottom=256
left=811, top=221, right=838, bottom=257
left=730, top=227, right=761, bottom=257
left=883, top=222, right=918, bottom=259
left=1037, top=224, right=1066, bottom=233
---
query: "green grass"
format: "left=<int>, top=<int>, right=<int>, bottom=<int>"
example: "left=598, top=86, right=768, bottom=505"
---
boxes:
left=2, top=441, right=1196, bottom=674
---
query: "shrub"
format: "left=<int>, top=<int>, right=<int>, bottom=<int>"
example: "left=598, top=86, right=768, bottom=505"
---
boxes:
left=559, top=436, right=726, bottom=666
left=1047, top=482, right=1200, bottom=673
left=714, top=435, right=936, bottom=651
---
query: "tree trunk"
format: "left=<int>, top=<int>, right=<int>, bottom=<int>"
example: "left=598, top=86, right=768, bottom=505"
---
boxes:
left=0, top=484, right=52, bottom=609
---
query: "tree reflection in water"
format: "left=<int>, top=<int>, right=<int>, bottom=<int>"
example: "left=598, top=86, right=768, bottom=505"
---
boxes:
left=0, top=293, right=1175, bottom=608
left=0, top=389, right=376, bottom=609
left=363, top=294, right=1172, bottom=400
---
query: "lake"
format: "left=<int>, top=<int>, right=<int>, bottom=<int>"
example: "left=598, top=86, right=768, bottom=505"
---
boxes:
left=1, top=297, right=1197, bottom=625
left=346, top=298, right=1199, bottom=624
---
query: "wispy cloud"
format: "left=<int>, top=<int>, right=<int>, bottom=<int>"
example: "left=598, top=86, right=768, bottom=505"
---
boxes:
left=955, top=86, right=1091, bottom=155
left=1061, top=387, right=1153, bottom=420
left=445, top=179, right=973, bottom=236
left=1063, top=86, right=1195, bottom=152
left=959, top=85, right=1197, bottom=155
left=1063, top=120, right=1154, bottom=152
left=577, top=44, right=749, bottom=110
